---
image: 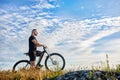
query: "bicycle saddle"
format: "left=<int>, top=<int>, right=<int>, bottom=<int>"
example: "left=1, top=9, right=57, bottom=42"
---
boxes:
left=24, top=51, right=42, bottom=56
left=24, top=53, right=29, bottom=56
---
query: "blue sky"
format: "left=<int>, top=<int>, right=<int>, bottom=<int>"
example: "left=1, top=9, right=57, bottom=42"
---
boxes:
left=0, top=0, right=120, bottom=70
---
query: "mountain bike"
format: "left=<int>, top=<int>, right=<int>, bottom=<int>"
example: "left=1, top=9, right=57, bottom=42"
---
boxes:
left=12, top=47, right=65, bottom=72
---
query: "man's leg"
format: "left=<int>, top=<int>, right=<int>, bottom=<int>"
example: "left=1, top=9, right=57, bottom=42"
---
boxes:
left=30, top=61, right=35, bottom=69
left=29, top=51, right=36, bottom=69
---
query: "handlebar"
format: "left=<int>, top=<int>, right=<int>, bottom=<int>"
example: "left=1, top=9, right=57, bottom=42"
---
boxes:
left=43, top=46, right=47, bottom=51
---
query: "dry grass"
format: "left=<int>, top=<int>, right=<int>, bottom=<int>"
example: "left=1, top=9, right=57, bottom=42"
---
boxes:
left=0, top=69, right=64, bottom=80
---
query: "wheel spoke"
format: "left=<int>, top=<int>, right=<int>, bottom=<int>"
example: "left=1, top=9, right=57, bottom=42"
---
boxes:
left=45, top=53, right=65, bottom=72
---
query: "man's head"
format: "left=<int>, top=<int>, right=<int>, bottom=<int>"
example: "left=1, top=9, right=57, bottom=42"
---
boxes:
left=32, top=29, right=38, bottom=36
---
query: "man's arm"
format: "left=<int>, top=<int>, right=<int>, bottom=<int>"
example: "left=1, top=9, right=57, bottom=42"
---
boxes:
left=32, top=39, right=46, bottom=47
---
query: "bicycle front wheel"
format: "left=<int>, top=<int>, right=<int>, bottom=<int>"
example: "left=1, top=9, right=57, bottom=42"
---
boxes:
left=45, top=53, right=65, bottom=72
left=13, top=60, right=30, bottom=71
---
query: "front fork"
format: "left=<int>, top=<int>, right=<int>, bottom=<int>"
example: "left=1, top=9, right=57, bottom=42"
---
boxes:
left=46, top=53, right=56, bottom=65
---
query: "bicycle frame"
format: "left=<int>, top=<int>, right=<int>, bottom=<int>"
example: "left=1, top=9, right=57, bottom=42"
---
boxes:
left=36, top=47, right=53, bottom=66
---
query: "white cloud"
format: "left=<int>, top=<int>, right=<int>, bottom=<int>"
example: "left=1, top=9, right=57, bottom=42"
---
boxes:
left=41, top=17, right=120, bottom=68
left=19, top=6, right=30, bottom=10
left=31, top=0, right=57, bottom=9
left=0, top=0, right=120, bottom=69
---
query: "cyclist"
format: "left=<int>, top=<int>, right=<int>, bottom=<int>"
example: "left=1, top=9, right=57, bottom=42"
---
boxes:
left=28, top=29, right=47, bottom=69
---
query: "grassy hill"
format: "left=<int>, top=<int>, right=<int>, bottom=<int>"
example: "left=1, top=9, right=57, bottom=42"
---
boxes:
left=0, top=55, right=120, bottom=80
left=0, top=64, right=120, bottom=80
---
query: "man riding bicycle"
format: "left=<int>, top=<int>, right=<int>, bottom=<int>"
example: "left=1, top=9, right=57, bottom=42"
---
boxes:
left=29, top=29, right=47, bottom=69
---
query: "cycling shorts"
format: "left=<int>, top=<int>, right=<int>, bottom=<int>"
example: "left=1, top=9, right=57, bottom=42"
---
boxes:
left=29, top=51, right=36, bottom=61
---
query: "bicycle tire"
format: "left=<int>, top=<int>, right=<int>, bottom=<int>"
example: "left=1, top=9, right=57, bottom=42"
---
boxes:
left=45, top=53, right=65, bottom=71
left=13, top=60, right=30, bottom=71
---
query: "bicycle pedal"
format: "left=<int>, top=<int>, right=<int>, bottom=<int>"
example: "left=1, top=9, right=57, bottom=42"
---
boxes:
left=36, top=65, right=43, bottom=69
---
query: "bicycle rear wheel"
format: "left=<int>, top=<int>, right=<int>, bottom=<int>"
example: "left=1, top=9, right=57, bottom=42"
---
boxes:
left=45, top=53, right=65, bottom=72
left=13, top=60, right=30, bottom=71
